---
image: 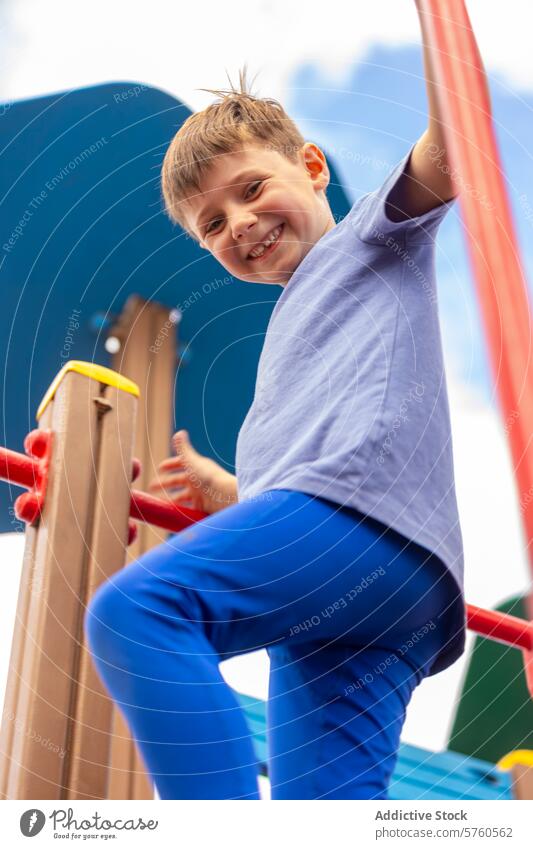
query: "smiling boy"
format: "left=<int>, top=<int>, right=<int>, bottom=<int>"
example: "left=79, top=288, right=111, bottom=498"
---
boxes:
left=85, top=2, right=491, bottom=800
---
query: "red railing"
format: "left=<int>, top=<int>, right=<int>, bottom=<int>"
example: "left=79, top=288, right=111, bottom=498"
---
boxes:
left=0, top=436, right=203, bottom=533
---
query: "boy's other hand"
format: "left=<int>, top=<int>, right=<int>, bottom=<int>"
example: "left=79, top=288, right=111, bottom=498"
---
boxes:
left=149, top=430, right=238, bottom=515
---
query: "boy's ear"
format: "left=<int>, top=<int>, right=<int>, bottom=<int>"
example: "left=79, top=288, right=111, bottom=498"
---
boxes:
left=301, top=142, right=330, bottom=191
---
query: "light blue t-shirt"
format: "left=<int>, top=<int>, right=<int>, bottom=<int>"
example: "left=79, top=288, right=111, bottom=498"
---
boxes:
left=235, top=145, right=465, bottom=675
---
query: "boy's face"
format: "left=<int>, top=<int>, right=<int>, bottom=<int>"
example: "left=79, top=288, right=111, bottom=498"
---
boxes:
left=184, top=142, right=336, bottom=286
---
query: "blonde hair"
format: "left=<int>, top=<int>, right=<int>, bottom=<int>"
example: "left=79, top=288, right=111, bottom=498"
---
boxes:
left=161, top=66, right=306, bottom=239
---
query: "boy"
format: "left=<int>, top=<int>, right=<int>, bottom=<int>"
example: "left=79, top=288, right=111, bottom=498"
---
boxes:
left=86, top=2, right=489, bottom=799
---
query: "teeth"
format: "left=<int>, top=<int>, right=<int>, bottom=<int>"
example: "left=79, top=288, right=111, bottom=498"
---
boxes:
left=248, top=226, right=282, bottom=259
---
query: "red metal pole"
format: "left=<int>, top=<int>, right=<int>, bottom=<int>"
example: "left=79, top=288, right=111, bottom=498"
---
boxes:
left=467, top=604, right=533, bottom=651
left=417, top=0, right=533, bottom=620
left=0, top=443, right=206, bottom=530
left=0, top=447, right=38, bottom=489
left=130, top=489, right=206, bottom=533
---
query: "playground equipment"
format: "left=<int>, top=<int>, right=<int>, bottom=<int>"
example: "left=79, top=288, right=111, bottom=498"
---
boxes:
left=0, top=359, right=532, bottom=799
left=0, top=360, right=203, bottom=801
left=0, top=362, right=140, bottom=800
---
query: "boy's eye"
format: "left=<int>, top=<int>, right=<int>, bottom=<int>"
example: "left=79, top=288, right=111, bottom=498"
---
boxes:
left=206, top=218, right=222, bottom=235
left=204, top=182, right=262, bottom=236
left=245, top=181, right=262, bottom=198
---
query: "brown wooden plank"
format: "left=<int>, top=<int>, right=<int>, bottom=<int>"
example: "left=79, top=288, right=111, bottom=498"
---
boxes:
left=110, top=295, right=176, bottom=800
left=133, top=301, right=175, bottom=800
left=110, top=296, right=154, bottom=799
left=512, top=763, right=533, bottom=800
left=0, top=405, right=54, bottom=798
left=144, top=300, right=176, bottom=552
left=6, top=372, right=102, bottom=798
left=66, top=385, right=136, bottom=799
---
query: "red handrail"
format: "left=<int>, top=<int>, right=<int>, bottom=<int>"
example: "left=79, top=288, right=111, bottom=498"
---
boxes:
left=0, top=441, right=205, bottom=534
left=467, top=604, right=532, bottom=652
left=130, top=489, right=205, bottom=532
left=0, top=447, right=38, bottom=490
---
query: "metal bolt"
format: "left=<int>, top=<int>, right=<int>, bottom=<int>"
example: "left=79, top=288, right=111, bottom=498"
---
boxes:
left=93, top=397, right=113, bottom=415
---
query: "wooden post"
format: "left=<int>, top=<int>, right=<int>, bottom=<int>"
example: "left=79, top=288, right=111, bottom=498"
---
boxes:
left=511, top=764, right=533, bottom=800
left=0, top=362, right=138, bottom=799
left=108, top=295, right=177, bottom=800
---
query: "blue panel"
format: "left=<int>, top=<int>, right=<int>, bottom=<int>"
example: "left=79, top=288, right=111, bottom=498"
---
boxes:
left=235, top=692, right=269, bottom=776
left=0, top=82, right=352, bottom=532
left=390, top=743, right=513, bottom=800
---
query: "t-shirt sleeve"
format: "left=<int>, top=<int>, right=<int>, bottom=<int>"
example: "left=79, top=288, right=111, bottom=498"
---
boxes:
left=347, top=143, right=456, bottom=246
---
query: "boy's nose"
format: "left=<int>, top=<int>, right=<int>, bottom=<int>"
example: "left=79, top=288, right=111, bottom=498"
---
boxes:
left=231, top=211, right=258, bottom=242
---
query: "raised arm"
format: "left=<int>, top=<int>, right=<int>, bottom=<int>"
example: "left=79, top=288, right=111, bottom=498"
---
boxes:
left=387, top=0, right=493, bottom=221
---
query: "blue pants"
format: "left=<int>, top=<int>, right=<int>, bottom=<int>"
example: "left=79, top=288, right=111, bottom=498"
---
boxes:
left=85, top=490, right=457, bottom=800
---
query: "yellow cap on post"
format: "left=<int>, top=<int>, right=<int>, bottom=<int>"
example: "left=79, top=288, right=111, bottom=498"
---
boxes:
left=497, top=750, right=533, bottom=770
left=36, top=360, right=140, bottom=420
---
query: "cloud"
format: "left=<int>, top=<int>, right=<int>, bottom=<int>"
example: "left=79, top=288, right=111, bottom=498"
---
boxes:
left=2, top=0, right=533, bottom=114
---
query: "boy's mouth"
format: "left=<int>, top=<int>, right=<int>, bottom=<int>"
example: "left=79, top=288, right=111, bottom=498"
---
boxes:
left=247, top=224, right=284, bottom=262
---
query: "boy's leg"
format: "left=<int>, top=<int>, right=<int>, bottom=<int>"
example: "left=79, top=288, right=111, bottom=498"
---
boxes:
left=267, top=621, right=448, bottom=800
left=84, top=489, right=459, bottom=800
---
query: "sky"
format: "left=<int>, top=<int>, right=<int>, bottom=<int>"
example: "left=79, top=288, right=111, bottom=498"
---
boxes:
left=1, top=0, right=533, bottom=794
left=2, top=0, right=533, bottom=109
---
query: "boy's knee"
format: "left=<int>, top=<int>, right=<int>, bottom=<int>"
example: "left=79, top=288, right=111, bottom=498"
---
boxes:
left=84, top=575, right=139, bottom=657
